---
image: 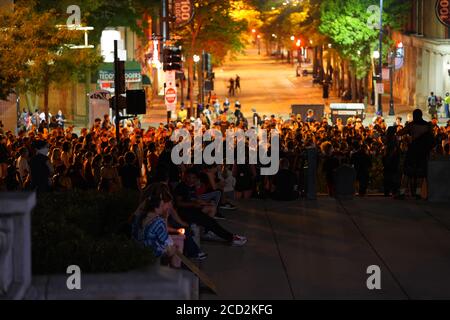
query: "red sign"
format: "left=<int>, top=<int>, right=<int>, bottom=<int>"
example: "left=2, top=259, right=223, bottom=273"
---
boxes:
left=166, top=88, right=177, bottom=104
left=436, top=0, right=450, bottom=27
left=171, top=0, right=194, bottom=29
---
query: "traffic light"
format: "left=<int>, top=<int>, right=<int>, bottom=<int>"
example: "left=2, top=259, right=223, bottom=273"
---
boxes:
left=203, top=52, right=212, bottom=73
left=163, top=47, right=183, bottom=71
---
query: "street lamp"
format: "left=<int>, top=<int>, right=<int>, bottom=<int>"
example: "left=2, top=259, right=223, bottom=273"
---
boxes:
left=193, top=55, right=200, bottom=80
left=377, top=0, right=384, bottom=116
left=373, top=50, right=380, bottom=60
left=257, top=34, right=261, bottom=55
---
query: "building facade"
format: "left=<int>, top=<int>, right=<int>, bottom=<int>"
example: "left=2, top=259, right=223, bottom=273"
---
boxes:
left=393, top=0, right=450, bottom=112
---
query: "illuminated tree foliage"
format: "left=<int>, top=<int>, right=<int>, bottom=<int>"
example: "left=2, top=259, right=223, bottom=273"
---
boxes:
left=0, top=3, right=102, bottom=117
left=173, top=0, right=248, bottom=111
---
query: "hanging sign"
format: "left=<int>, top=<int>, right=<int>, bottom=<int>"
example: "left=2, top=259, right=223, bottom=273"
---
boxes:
left=170, top=0, right=195, bottom=29
left=436, top=0, right=450, bottom=28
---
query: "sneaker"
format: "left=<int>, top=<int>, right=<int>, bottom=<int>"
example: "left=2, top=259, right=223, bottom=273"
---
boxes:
left=214, top=212, right=226, bottom=220
left=201, top=231, right=224, bottom=242
left=231, top=235, right=247, bottom=247
left=219, top=203, right=237, bottom=211
left=191, top=252, right=208, bottom=261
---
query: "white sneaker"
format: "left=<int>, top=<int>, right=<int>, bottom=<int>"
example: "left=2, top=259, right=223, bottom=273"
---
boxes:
left=231, top=235, right=247, bottom=247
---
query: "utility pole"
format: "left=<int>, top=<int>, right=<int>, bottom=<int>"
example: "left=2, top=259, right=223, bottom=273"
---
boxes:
left=114, top=40, right=120, bottom=141
left=389, top=50, right=395, bottom=116
left=377, top=0, right=384, bottom=116
left=162, top=0, right=169, bottom=123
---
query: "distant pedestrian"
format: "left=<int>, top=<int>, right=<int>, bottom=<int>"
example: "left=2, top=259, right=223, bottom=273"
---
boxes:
left=235, top=75, right=241, bottom=93
left=56, top=110, right=66, bottom=129
left=445, top=92, right=450, bottom=118
left=428, top=92, right=438, bottom=120
left=228, top=78, right=235, bottom=96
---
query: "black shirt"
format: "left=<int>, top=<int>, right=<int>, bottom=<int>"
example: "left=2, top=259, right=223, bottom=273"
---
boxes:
left=119, top=164, right=140, bottom=190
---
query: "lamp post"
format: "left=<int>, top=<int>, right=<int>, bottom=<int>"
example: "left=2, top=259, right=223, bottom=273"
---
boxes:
left=373, top=50, right=380, bottom=109
left=389, top=50, right=395, bottom=116
left=257, top=34, right=261, bottom=55
left=377, top=0, right=384, bottom=116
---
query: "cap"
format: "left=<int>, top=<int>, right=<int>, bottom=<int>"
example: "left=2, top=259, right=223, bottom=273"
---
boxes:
left=251, top=108, right=257, bottom=113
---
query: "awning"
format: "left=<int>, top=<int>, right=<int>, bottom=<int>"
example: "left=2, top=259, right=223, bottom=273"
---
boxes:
left=98, top=61, right=142, bottom=83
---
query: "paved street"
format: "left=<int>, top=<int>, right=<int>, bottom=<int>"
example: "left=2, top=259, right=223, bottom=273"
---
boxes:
left=144, top=48, right=449, bottom=128
left=199, top=198, right=450, bottom=300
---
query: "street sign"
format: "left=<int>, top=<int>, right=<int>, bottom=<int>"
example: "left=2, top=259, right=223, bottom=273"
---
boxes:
left=382, top=68, right=390, bottom=81
left=376, top=83, right=384, bottom=94
left=165, top=71, right=177, bottom=112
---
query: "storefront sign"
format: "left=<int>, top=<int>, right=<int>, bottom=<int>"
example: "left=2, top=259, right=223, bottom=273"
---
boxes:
left=436, top=0, right=450, bottom=28
left=99, top=70, right=142, bottom=83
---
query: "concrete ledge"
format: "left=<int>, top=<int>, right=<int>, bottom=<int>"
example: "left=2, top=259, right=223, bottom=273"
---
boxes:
left=25, top=266, right=198, bottom=300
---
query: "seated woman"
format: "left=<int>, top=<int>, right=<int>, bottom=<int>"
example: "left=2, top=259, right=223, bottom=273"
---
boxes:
left=131, top=183, right=176, bottom=260
left=144, top=172, right=208, bottom=261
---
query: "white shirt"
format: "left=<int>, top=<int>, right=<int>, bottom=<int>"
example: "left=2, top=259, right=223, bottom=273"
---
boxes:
left=16, top=156, right=30, bottom=180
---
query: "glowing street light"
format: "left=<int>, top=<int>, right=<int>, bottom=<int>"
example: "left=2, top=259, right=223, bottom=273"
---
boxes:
left=193, top=55, right=200, bottom=63
left=290, top=36, right=295, bottom=41
left=373, top=50, right=380, bottom=59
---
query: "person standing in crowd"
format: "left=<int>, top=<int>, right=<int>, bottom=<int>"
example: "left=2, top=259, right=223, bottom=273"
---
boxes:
left=102, top=114, right=112, bottom=131
left=16, top=147, right=30, bottom=189
left=383, top=126, right=402, bottom=198
left=98, top=154, right=121, bottom=192
left=119, top=151, right=141, bottom=191
left=252, top=108, right=262, bottom=128
left=0, top=135, right=9, bottom=191
left=428, top=92, right=438, bottom=120
left=398, top=109, right=434, bottom=199
left=444, top=92, right=450, bottom=119
left=350, top=142, right=372, bottom=197
left=29, top=140, right=53, bottom=193
left=272, top=158, right=298, bottom=201
left=56, top=110, right=66, bottom=129
left=177, top=104, right=188, bottom=122
left=321, top=141, right=339, bottom=196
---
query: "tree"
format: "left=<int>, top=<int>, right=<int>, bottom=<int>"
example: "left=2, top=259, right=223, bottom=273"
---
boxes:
left=319, top=0, right=409, bottom=101
left=173, top=0, right=247, bottom=113
left=34, top=0, right=160, bottom=43
left=0, top=3, right=102, bottom=119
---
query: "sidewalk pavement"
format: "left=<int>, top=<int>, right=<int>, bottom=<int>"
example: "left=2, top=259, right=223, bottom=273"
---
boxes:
left=199, top=197, right=450, bottom=300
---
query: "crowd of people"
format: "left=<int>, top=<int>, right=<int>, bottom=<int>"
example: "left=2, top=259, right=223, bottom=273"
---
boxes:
left=1, top=97, right=450, bottom=264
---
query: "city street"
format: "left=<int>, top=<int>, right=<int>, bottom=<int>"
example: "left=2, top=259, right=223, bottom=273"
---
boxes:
left=145, top=47, right=447, bottom=127
left=200, top=198, right=450, bottom=300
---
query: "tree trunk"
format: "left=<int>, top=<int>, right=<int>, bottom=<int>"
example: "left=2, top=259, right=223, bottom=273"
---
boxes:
left=313, top=46, right=318, bottom=77
left=350, top=71, right=357, bottom=103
